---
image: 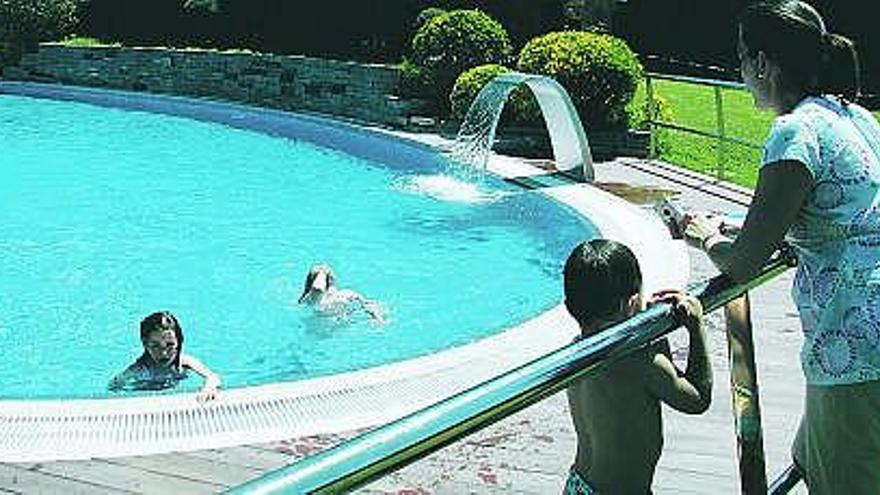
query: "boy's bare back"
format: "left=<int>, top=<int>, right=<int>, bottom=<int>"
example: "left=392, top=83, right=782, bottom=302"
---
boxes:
left=567, top=341, right=669, bottom=494
left=568, top=298, right=710, bottom=493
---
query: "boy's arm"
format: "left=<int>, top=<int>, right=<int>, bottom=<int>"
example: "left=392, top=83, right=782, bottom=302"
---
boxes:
left=643, top=292, right=713, bottom=414
left=180, top=354, right=221, bottom=401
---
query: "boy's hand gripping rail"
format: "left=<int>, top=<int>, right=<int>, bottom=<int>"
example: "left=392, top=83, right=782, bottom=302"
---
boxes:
left=227, top=252, right=796, bottom=495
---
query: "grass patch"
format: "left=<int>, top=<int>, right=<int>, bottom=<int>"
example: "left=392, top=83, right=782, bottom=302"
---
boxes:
left=58, top=36, right=255, bottom=53
left=60, top=36, right=122, bottom=48
left=631, top=78, right=880, bottom=189
left=631, top=78, right=773, bottom=188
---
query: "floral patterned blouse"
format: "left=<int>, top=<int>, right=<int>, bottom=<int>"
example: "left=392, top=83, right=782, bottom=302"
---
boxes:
left=763, top=95, right=880, bottom=385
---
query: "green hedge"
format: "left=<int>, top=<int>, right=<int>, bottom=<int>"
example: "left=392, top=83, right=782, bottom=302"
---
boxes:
left=410, top=9, right=512, bottom=113
left=518, top=31, right=642, bottom=130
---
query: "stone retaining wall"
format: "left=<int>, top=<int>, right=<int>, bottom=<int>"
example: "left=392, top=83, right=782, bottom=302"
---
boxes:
left=2, top=44, right=408, bottom=126
left=1, top=44, right=648, bottom=157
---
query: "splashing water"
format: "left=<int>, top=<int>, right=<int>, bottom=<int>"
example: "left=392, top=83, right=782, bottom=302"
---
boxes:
left=395, top=174, right=509, bottom=204
left=449, top=82, right=512, bottom=171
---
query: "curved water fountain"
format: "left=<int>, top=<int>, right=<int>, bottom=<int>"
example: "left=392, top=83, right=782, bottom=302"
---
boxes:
left=451, top=72, right=594, bottom=181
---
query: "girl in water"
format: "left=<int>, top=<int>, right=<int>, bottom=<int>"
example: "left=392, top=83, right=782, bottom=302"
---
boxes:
left=108, top=311, right=221, bottom=401
left=298, top=264, right=385, bottom=323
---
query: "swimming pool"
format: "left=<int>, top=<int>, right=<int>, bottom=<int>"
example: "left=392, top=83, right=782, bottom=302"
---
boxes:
left=0, top=84, right=595, bottom=399
left=0, top=82, right=688, bottom=461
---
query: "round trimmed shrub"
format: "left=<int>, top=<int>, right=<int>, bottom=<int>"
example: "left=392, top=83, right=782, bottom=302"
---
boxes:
left=411, top=9, right=513, bottom=112
left=449, top=64, right=539, bottom=123
left=398, top=58, right=430, bottom=98
left=450, top=64, right=510, bottom=120
left=517, top=31, right=643, bottom=130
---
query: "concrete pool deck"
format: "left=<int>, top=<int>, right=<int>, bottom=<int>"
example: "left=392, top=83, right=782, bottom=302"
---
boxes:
left=0, top=156, right=807, bottom=494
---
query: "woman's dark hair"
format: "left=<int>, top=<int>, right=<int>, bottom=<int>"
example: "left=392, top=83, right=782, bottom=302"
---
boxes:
left=738, top=0, right=860, bottom=102
left=139, top=311, right=184, bottom=367
left=563, top=239, right=642, bottom=325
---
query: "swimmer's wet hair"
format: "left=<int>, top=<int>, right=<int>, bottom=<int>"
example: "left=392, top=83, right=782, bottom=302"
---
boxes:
left=298, top=263, right=336, bottom=303
left=139, top=311, right=184, bottom=367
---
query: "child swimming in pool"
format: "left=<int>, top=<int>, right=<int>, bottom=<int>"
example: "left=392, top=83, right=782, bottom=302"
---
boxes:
left=108, top=311, right=221, bottom=401
left=298, top=264, right=385, bottom=323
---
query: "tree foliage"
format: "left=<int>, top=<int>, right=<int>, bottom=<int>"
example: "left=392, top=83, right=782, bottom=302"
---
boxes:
left=0, top=0, right=79, bottom=66
left=74, top=1, right=567, bottom=63
left=0, top=0, right=79, bottom=44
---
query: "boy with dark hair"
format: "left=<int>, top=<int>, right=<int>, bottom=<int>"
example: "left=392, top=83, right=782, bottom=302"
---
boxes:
left=563, top=239, right=712, bottom=494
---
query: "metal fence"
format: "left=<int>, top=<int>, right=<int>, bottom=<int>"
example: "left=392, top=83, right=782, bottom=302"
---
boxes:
left=645, top=72, right=763, bottom=181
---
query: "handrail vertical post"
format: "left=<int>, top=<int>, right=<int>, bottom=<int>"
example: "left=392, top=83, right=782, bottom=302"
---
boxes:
left=724, top=294, right=768, bottom=494
left=646, top=73, right=657, bottom=159
left=714, top=85, right=727, bottom=180
left=769, top=463, right=804, bottom=494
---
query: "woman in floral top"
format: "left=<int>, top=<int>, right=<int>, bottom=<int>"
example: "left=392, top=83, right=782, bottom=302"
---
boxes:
left=682, top=1, right=880, bottom=493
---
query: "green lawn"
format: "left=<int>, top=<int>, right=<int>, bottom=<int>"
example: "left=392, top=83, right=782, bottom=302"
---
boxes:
left=631, top=78, right=880, bottom=189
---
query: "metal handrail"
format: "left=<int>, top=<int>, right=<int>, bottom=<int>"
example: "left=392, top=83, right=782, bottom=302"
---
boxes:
left=227, top=253, right=796, bottom=494
left=648, top=71, right=747, bottom=91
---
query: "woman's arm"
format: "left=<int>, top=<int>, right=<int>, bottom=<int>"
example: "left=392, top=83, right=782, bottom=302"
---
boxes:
left=687, top=160, right=812, bottom=283
left=180, top=354, right=221, bottom=401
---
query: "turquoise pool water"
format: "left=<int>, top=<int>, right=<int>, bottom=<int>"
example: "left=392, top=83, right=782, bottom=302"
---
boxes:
left=0, top=89, right=595, bottom=398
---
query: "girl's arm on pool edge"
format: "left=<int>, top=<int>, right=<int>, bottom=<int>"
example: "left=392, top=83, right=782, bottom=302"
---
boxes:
left=180, top=354, right=221, bottom=402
